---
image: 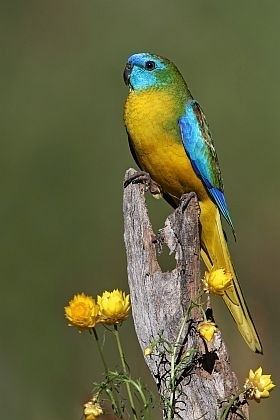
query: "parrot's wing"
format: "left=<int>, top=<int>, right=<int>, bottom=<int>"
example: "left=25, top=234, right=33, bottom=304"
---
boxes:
left=178, top=99, right=235, bottom=235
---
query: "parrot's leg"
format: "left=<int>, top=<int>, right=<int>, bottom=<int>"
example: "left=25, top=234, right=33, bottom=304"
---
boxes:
left=124, top=170, right=161, bottom=196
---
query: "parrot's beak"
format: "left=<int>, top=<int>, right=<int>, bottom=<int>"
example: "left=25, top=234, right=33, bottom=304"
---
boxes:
left=123, top=63, right=132, bottom=86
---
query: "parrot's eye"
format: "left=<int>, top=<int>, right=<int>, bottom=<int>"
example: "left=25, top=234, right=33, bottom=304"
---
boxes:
left=145, top=60, right=156, bottom=71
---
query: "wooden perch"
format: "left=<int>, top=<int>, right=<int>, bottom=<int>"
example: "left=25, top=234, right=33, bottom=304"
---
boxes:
left=123, top=168, right=249, bottom=420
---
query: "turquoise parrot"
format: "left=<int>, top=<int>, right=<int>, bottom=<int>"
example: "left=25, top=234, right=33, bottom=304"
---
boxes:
left=123, top=52, right=262, bottom=353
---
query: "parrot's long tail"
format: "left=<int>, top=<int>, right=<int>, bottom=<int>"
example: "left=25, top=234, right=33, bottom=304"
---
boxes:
left=200, top=205, right=263, bottom=354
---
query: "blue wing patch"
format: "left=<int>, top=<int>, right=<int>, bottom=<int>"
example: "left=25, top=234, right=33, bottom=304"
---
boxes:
left=179, top=100, right=235, bottom=237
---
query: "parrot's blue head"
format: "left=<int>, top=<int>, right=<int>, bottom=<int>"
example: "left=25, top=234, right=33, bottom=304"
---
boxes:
left=124, top=52, right=184, bottom=91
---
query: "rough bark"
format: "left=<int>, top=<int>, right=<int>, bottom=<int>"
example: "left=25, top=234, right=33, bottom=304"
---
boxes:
left=123, top=168, right=248, bottom=420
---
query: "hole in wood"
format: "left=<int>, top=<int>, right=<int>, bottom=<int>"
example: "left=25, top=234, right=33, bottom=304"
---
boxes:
left=156, top=243, right=176, bottom=272
left=145, top=195, right=171, bottom=232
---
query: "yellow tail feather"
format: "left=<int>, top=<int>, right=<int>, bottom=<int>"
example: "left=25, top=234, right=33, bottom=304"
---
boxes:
left=200, top=204, right=263, bottom=354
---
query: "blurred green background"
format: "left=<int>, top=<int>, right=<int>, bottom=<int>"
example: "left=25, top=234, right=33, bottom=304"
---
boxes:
left=0, top=0, right=279, bottom=418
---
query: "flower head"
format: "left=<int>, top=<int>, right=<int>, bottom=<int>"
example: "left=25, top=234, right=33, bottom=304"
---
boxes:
left=203, top=269, right=232, bottom=295
left=84, top=396, right=103, bottom=419
left=65, top=293, right=100, bottom=330
left=197, top=321, right=217, bottom=342
left=144, top=346, right=153, bottom=356
left=97, top=289, right=130, bottom=324
left=244, top=367, right=276, bottom=402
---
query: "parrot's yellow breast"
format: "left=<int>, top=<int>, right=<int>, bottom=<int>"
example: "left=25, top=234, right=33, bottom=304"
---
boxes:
left=124, top=89, right=208, bottom=201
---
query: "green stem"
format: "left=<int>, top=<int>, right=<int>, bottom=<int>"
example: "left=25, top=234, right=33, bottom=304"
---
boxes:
left=92, top=327, right=108, bottom=374
left=219, top=389, right=246, bottom=420
left=105, top=387, right=122, bottom=417
left=167, top=292, right=204, bottom=419
left=114, top=324, right=138, bottom=419
left=92, top=328, right=122, bottom=417
left=127, top=379, right=149, bottom=410
left=168, top=310, right=188, bottom=419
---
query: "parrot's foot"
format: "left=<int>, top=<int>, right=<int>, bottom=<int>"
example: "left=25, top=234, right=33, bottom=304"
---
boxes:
left=124, top=171, right=161, bottom=196
left=180, top=192, right=200, bottom=214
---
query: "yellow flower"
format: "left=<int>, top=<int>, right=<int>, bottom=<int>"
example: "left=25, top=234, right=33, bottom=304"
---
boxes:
left=143, top=346, right=153, bottom=356
left=244, top=367, right=276, bottom=402
left=97, top=289, right=130, bottom=324
left=84, top=396, right=103, bottom=419
left=203, top=268, right=232, bottom=295
left=197, top=321, right=217, bottom=342
left=65, top=293, right=100, bottom=330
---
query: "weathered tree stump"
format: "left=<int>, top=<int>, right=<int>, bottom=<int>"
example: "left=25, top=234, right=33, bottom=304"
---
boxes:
left=123, top=168, right=248, bottom=420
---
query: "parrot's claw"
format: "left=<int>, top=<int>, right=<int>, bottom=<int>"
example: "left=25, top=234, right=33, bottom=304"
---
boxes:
left=124, top=171, right=162, bottom=196
left=180, top=192, right=200, bottom=214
